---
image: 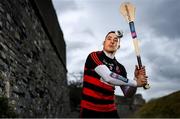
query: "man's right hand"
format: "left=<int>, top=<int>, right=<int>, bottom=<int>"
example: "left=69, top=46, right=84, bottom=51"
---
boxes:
left=136, top=74, right=148, bottom=87
left=134, top=65, right=148, bottom=87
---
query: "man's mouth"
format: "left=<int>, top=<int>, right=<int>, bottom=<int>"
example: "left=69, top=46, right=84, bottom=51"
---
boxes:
left=109, top=45, right=114, bottom=48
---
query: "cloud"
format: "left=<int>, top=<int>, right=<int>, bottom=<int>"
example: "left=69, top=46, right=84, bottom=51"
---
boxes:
left=142, top=36, right=180, bottom=81
left=138, top=35, right=180, bottom=100
left=141, top=65, right=180, bottom=101
left=135, top=0, right=180, bottom=39
left=52, top=0, right=78, bottom=13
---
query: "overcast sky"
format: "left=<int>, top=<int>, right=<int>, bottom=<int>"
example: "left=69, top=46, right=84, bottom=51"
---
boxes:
left=52, top=0, right=180, bottom=101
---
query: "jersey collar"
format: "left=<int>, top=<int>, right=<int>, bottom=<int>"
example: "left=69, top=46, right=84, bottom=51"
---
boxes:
left=103, top=50, right=115, bottom=59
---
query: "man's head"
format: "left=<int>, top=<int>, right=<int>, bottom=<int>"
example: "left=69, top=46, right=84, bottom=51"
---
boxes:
left=103, top=31, right=123, bottom=54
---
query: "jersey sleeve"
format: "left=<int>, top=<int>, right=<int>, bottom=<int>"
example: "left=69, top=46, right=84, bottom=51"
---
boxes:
left=95, top=65, right=137, bottom=87
left=116, top=61, right=127, bottom=78
left=85, top=52, right=103, bottom=70
left=118, top=64, right=137, bottom=97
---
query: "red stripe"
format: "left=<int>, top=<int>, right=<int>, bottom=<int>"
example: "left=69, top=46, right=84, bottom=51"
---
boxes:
left=83, top=87, right=114, bottom=100
left=81, top=100, right=116, bottom=112
left=92, top=52, right=102, bottom=65
left=91, top=52, right=102, bottom=65
left=84, top=75, right=114, bottom=92
left=90, top=53, right=98, bottom=65
left=84, top=67, right=88, bottom=71
left=93, top=52, right=103, bottom=65
left=91, top=53, right=99, bottom=65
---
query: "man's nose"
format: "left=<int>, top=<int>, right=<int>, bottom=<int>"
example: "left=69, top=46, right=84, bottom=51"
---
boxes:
left=111, top=39, right=115, bottom=44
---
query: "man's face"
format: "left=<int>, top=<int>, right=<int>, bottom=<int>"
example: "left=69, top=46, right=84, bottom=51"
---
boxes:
left=103, top=33, right=120, bottom=53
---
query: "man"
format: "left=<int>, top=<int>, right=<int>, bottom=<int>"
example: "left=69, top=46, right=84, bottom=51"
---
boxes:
left=80, top=31, right=148, bottom=118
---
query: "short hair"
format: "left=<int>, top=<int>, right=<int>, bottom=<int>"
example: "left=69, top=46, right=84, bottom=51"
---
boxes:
left=105, top=31, right=116, bottom=39
left=105, top=30, right=123, bottom=39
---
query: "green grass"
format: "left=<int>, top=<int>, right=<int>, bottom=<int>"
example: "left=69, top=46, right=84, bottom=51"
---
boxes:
left=134, top=90, right=180, bottom=118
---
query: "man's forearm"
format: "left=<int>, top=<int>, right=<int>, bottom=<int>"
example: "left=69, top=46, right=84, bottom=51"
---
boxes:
left=95, top=65, right=137, bottom=87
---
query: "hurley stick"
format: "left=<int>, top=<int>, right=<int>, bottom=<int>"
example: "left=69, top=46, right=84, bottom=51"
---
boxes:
left=120, top=2, right=150, bottom=89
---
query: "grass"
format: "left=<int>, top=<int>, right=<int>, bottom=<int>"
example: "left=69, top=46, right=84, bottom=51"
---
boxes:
left=134, top=90, right=180, bottom=118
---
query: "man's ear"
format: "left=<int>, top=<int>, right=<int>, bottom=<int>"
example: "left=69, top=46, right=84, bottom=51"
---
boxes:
left=117, top=45, right=120, bottom=49
left=103, top=41, right=105, bottom=45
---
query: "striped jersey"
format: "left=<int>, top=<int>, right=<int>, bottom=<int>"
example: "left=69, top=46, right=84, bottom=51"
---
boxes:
left=80, top=51, right=127, bottom=112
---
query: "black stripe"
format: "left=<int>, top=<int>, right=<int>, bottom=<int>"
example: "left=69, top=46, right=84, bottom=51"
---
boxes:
left=81, top=108, right=119, bottom=118
left=84, top=69, right=100, bottom=79
left=83, top=82, right=114, bottom=95
left=82, top=94, right=114, bottom=104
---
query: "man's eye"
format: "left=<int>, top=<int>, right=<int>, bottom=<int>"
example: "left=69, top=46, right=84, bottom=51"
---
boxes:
left=114, top=39, right=118, bottom=42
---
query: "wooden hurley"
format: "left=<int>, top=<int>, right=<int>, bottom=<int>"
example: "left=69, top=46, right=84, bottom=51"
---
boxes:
left=120, top=2, right=150, bottom=89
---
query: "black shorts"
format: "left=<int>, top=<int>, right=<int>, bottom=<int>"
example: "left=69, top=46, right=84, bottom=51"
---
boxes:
left=80, top=108, right=119, bottom=118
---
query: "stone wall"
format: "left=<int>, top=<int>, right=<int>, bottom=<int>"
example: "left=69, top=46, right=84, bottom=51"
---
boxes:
left=0, top=0, right=70, bottom=117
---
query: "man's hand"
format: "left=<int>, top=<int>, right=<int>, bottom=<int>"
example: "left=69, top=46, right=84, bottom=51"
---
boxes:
left=134, top=65, right=148, bottom=87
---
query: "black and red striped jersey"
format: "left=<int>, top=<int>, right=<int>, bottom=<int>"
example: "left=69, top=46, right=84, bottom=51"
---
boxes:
left=80, top=51, right=127, bottom=112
